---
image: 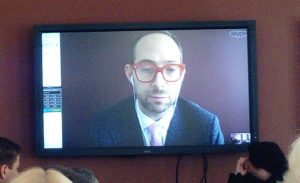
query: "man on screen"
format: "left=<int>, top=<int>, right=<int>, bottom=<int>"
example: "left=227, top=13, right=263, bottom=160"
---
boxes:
left=92, top=32, right=224, bottom=147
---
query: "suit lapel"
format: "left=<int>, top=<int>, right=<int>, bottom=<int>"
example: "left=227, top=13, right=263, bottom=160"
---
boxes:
left=165, top=102, right=189, bottom=146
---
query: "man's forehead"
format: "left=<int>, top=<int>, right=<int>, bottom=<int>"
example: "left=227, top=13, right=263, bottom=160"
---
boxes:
left=135, top=33, right=178, bottom=49
left=134, top=33, right=182, bottom=63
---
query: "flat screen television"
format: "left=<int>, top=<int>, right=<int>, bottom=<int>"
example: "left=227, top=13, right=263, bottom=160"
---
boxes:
left=34, top=20, right=258, bottom=157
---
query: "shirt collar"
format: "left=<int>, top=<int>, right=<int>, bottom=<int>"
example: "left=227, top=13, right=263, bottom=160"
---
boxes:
left=135, top=99, right=175, bottom=131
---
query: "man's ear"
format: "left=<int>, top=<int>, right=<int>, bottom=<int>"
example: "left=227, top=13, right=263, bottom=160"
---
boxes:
left=124, top=64, right=133, bottom=83
left=0, top=165, right=8, bottom=179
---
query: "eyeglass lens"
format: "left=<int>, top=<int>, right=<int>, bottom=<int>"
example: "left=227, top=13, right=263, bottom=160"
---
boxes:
left=135, top=64, right=183, bottom=82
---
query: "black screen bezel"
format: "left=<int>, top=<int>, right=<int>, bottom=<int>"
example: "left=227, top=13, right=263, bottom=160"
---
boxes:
left=34, top=20, right=258, bottom=157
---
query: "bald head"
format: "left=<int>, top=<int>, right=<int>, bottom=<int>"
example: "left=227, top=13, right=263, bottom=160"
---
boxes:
left=133, top=32, right=182, bottom=64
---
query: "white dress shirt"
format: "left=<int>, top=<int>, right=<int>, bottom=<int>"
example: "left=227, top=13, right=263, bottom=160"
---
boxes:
left=135, top=99, right=175, bottom=146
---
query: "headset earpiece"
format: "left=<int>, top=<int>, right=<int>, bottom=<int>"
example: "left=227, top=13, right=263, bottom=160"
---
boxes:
left=130, top=75, right=134, bottom=84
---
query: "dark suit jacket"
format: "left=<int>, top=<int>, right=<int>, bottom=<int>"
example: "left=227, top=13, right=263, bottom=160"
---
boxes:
left=91, top=97, right=224, bottom=147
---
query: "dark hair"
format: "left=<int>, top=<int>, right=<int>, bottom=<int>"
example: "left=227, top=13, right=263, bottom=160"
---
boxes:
left=0, top=137, right=21, bottom=168
left=45, top=165, right=99, bottom=183
left=248, top=141, right=288, bottom=181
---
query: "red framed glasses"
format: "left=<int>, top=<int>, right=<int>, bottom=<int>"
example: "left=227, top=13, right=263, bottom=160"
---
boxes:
left=131, top=63, right=185, bottom=83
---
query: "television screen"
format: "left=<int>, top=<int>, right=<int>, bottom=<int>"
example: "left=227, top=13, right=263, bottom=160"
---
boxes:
left=34, top=20, right=258, bottom=157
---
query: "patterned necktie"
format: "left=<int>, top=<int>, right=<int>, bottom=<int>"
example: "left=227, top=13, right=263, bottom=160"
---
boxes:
left=147, top=123, right=163, bottom=146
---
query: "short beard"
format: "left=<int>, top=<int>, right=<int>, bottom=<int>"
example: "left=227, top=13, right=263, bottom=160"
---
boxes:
left=137, top=95, right=175, bottom=120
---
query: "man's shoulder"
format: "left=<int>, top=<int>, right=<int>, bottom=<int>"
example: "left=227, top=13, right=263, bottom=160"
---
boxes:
left=176, top=97, right=216, bottom=117
left=102, top=97, right=134, bottom=113
left=95, top=97, right=135, bottom=121
left=172, top=98, right=224, bottom=145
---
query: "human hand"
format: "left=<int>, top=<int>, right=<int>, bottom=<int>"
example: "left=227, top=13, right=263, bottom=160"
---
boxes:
left=235, top=157, right=248, bottom=176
